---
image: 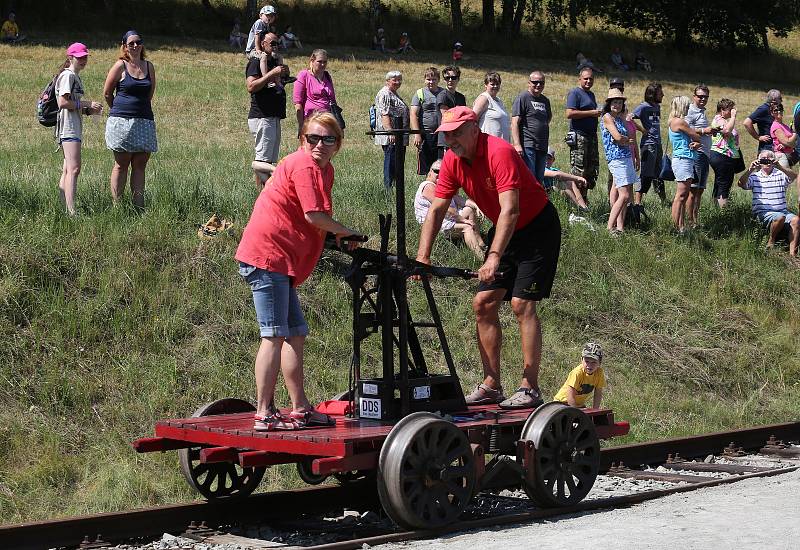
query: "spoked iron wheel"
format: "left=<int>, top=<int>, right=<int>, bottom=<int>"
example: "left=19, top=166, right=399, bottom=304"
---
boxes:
left=178, top=398, right=266, bottom=500
left=378, top=412, right=476, bottom=529
left=521, top=402, right=600, bottom=507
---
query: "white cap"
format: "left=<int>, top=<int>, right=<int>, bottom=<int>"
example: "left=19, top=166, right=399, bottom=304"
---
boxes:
left=260, top=5, right=276, bottom=15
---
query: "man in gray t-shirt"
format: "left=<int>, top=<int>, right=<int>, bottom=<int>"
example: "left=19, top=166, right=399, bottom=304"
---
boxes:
left=410, top=67, right=443, bottom=175
left=511, top=70, right=552, bottom=186
left=685, top=84, right=713, bottom=228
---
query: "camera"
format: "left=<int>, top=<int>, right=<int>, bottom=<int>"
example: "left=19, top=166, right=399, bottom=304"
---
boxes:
left=758, top=158, right=773, bottom=165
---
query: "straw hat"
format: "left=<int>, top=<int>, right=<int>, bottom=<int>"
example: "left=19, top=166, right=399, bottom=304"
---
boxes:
left=606, top=88, right=626, bottom=101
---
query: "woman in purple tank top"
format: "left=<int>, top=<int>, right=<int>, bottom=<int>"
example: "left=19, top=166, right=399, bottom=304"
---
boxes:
left=102, top=30, right=158, bottom=209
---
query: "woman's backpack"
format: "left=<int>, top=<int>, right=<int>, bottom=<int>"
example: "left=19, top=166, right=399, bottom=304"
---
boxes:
left=37, top=71, right=64, bottom=127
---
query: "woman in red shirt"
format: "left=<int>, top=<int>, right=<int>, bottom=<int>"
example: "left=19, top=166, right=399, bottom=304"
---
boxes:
left=236, top=112, right=360, bottom=431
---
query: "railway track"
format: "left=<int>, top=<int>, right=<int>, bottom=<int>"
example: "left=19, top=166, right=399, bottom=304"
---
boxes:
left=3, top=421, right=798, bottom=550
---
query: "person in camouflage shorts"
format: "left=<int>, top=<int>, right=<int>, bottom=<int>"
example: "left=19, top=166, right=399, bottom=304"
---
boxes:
left=569, top=132, right=599, bottom=192
left=565, top=67, right=602, bottom=200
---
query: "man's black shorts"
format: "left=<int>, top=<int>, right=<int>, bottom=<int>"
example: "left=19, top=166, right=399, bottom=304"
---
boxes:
left=478, top=201, right=561, bottom=301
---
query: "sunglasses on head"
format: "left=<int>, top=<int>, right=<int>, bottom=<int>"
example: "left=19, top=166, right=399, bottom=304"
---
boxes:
left=305, top=134, right=337, bottom=145
left=444, top=75, right=459, bottom=81
left=530, top=80, right=545, bottom=85
left=126, top=40, right=142, bottom=46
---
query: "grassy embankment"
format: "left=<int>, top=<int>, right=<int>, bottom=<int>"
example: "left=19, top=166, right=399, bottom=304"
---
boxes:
left=1, top=11, right=800, bottom=523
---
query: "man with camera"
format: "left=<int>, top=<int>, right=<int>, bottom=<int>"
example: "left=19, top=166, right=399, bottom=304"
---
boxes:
left=738, top=150, right=799, bottom=256
left=246, top=31, right=289, bottom=184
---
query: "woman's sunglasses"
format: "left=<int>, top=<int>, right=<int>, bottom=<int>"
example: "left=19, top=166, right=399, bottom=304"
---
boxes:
left=306, top=134, right=337, bottom=145
left=126, top=40, right=143, bottom=47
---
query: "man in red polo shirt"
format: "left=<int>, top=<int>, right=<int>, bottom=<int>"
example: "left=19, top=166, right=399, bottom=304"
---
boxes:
left=416, top=106, right=561, bottom=409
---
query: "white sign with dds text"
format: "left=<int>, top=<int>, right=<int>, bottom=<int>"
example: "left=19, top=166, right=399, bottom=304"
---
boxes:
left=359, top=397, right=382, bottom=419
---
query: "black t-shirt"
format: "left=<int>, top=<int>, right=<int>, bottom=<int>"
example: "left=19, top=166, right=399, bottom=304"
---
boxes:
left=246, top=57, right=286, bottom=120
left=436, top=89, right=466, bottom=146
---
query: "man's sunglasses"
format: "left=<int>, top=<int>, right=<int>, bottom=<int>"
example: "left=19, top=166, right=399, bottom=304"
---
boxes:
left=269, top=41, right=279, bottom=46
left=306, top=134, right=337, bottom=145
left=432, top=168, right=440, bottom=173
left=444, top=75, right=459, bottom=81
left=530, top=80, right=545, bottom=85
left=126, top=40, right=143, bottom=46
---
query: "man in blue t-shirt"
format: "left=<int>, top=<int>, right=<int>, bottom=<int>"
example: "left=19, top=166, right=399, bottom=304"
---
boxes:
left=565, top=67, right=601, bottom=200
left=744, top=89, right=781, bottom=152
left=632, top=82, right=665, bottom=207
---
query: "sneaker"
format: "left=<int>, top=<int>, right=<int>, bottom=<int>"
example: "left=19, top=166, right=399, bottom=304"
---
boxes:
left=464, top=383, right=505, bottom=405
left=499, top=387, right=544, bottom=410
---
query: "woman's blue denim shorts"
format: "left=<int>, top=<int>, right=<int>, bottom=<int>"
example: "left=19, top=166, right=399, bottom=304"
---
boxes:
left=239, top=263, right=308, bottom=338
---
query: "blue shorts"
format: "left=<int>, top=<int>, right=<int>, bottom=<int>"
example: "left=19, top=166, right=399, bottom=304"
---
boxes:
left=59, top=137, right=81, bottom=144
left=757, top=210, right=796, bottom=228
left=607, top=158, right=639, bottom=187
left=239, top=263, right=308, bottom=338
left=672, top=156, right=695, bottom=183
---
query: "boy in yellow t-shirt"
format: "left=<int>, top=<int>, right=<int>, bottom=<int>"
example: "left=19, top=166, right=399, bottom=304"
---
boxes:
left=554, top=342, right=606, bottom=408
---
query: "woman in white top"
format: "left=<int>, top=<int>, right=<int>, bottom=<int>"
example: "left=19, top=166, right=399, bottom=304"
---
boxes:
left=472, top=71, right=510, bottom=142
left=55, top=42, right=103, bottom=215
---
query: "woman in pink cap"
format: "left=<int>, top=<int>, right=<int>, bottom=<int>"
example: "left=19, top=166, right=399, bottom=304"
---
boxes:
left=55, top=42, right=103, bottom=215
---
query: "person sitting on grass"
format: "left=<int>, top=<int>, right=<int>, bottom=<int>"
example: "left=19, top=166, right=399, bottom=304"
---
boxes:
left=1, top=11, right=25, bottom=44
left=452, top=41, right=463, bottom=61
left=279, top=26, right=302, bottom=50
left=414, top=159, right=486, bottom=259
left=737, top=150, right=800, bottom=256
left=229, top=18, right=247, bottom=50
left=395, top=32, right=416, bottom=54
left=610, top=48, right=629, bottom=71
left=542, top=148, right=588, bottom=211
left=372, top=28, right=386, bottom=53
left=553, top=342, right=606, bottom=409
left=635, top=51, right=652, bottom=72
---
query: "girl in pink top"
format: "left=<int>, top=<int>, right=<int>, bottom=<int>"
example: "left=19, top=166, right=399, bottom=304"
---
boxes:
left=293, top=49, right=336, bottom=131
left=770, top=103, right=797, bottom=169
left=236, top=112, right=360, bottom=431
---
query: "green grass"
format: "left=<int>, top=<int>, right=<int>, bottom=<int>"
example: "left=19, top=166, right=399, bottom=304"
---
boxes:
left=1, top=30, right=800, bottom=523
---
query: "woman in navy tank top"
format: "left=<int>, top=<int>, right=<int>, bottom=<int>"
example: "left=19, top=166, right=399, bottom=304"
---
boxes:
left=102, top=30, right=158, bottom=209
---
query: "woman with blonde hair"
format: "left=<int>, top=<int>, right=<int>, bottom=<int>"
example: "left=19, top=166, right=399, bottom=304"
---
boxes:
left=103, top=30, right=158, bottom=209
left=54, top=42, right=104, bottom=215
left=668, top=95, right=709, bottom=232
left=293, top=49, right=338, bottom=131
left=236, top=112, right=361, bottom=431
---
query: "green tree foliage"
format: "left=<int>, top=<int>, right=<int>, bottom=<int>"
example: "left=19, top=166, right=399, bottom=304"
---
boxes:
left=593, top=0, right=800, bottom=50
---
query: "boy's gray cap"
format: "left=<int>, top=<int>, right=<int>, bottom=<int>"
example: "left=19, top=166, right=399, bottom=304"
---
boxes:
left=260, top=5, right=276, bottom=15
left=582, top=342, right=603, bottom=361
left=609, top=76, right=624, bottom=86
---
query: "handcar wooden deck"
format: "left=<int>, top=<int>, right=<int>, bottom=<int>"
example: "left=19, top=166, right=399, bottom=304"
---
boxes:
left=135, top=132, right=629, bottom=529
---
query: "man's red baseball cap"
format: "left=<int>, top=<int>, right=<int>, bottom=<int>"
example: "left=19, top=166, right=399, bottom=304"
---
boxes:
left=435, top=106, right=477, bottom=133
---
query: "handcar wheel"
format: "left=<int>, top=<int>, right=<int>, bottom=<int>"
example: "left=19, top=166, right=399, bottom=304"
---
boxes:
left=296, top=457, right=329, bottom=485
left=377, top=412, right=475, bottom=529
left=178, top=398, right=266, bottom=500
left=520, top=402, right=600, bottom=507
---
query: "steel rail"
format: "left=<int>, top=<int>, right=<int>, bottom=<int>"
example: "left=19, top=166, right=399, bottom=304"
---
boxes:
left=302, top=465, right=800, bottom=550
left=0, top=483, right=379, bottom=550
left=1, top=421, right=797, bottom=550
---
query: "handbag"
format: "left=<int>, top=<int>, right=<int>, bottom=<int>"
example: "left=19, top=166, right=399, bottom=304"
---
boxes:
left=659, top=153, right=675, bottom=181
left=330, top=102, right=346, bottom=129
left=733, top=153, right=746, bottom=173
